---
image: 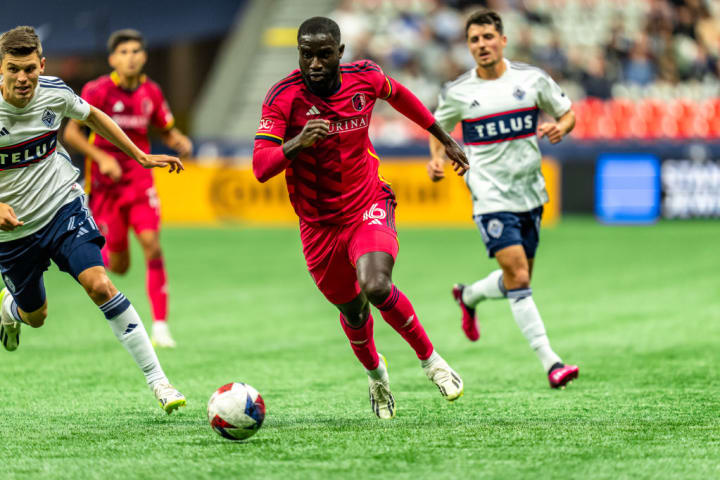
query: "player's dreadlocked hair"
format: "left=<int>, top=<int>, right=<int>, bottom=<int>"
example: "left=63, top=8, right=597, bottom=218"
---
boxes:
left=297, top=17, right=341, bottom=45
left=465, top=9, right=504, bottom=37
left=0, top=26, right=43, bottom=60
left=107, top=29, right=145, bottom=53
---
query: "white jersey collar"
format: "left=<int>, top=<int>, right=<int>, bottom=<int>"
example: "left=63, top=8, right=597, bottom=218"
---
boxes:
left=472, top=58, right=511, bottom=82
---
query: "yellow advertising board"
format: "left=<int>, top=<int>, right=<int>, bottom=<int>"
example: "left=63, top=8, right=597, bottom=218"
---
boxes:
left=154, top=157, right=560, bottom=227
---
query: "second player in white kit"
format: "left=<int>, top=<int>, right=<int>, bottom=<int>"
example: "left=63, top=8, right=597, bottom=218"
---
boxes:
left=428, top=9, right=580, bottom=389
left=0, top=26, right=187, bottom=412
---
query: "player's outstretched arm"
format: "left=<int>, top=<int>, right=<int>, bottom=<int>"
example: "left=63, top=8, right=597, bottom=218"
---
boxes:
left=0, top=203, right=24, bottom=231
left=428, top=135, right=448, bottom=182
left=252, top=119, right=329, bottom=183
left=538, top=109, right=576, bottom=144
left=81, top=106, right=184, bottom=173
left=160, top=128, right=194, bottom=157
left=383, top=80, right=468, bottom=175
left=63, top=119, right=123, bottom=182
left=427, top=122, right=468, bottom=176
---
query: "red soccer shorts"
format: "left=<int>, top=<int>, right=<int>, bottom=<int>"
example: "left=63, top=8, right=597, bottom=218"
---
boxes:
left=301, top=190, right=399, bottom=305
left=89, top=185, right=161, bottom=253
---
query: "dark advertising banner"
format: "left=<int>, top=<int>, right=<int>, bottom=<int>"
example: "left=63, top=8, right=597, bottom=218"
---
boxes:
left=661, top=159, right=720, bottom=219
left=550, top=140, right=720, bottom=218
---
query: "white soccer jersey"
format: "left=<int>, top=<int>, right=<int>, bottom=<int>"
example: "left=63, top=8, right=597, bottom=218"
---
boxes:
left=0, top=75, right=91, bottom=241
left=435, top=59, right=571, bottom=215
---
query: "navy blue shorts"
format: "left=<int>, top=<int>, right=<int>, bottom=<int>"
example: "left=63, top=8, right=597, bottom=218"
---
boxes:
left=474, top=206, right=543, bottom=259
left=0, top=197, right=105, bottom=312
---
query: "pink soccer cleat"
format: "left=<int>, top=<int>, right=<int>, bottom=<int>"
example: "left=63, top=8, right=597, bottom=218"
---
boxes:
left=452, top=284, right=479, bottom=341
left=548, top=363, right=579, bottom=389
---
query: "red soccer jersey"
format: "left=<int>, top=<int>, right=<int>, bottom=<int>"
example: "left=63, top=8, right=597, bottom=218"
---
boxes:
left=255, top=60, right=396, bottom=226
left=81, top=71, right=175, bottom=193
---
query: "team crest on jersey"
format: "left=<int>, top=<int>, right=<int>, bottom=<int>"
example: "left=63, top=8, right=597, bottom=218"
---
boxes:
left=513, top=87, right=526, bottom=100
left=487, top=219, right=504, bottom=239
left=112, top=101, right=124, bottom=112
left=41, top=108, right=56, bottom=128
left=362, top=203, right=386, bottom=225
left=258, top=118, right=274, bottom=131
left=352, top=93, right=367, bottom=111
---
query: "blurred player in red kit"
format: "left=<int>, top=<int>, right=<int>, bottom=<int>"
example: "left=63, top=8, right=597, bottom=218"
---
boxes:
left=64, top=29, right=192, bottom=348
left=253, top=17, right=469, bottom=419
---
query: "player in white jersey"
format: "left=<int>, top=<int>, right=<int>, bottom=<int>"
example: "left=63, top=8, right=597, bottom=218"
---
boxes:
left=0, top=26, right=186, bottom=413
left=427, top=10, right=579, bottom=389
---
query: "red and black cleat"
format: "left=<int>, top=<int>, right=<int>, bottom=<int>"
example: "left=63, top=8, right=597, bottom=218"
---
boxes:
left=548, top=363, right=579, bottom=389
left=452, top=284, right=480, bottom=342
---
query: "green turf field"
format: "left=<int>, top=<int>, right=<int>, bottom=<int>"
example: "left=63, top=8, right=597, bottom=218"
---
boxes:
left=1, top=218, right=718, bottom=479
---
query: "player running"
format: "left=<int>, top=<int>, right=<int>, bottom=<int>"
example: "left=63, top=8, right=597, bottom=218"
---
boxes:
left=427, top=10, right=579, bottom=389
left=64, top=29, right=192, bottom=348
left=253, top=17, right=469, bottom=419
left=0, top=26, right=186, bottom=413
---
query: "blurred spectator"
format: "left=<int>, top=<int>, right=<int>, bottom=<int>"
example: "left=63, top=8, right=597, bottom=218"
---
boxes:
left=512, top=28, right=535, bottom=65
left=687, top=43, right=717, bottom=80
left=535, top=32, right=568, bottom=80
left=623, top=34, right=656, bottom=85
left=582, top=53, right=613, bottom=99
left=328, top=0, right=720, bottom=140
left=673, top=5, right=697, bottom=39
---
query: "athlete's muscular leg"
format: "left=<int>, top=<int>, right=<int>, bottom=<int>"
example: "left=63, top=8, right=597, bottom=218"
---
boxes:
left=356, top=251, right=434, bottom=360
left=137, top=230, right=163, bottom=261
left=335, top=251, right=393, bottom=325
left=356, top=251, right=394, bottom=306
left=495, top=244, right=532, bottom=290
left=107, top=251, right=130, bottom=275
left=78, top=266, right=119, bottom=306
left=494, top=242, right=563, bottom=373
left=336, top=293, right=371, bottom=328
left=333, top=252, right=393, bottom=369
left=17, top=301, right=48, bottom=328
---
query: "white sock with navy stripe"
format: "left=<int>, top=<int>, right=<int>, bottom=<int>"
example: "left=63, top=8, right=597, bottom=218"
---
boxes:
left=507, top=288, right=561, bottom=372
left=462, top=269, right=506, bottom=306
left=1, top=290, right=25, bottom=324
left=100, top=292, right=167, bottom=388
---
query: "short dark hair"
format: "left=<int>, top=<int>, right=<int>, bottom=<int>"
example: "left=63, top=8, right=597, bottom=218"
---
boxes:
left=107, top=29, right=145, bottom=53
left=297, top=17, right=341, bottom=44
left=465, top=9, right=504, bottom=37
left=0, top=26, right=43, bottom=60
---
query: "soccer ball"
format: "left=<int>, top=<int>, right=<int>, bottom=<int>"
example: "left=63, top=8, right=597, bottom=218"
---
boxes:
left=207, top=382, right=266, bottom=441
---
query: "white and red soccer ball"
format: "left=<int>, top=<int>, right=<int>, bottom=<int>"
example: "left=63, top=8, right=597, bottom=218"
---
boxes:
left=207, top=382, right=266, bottom=440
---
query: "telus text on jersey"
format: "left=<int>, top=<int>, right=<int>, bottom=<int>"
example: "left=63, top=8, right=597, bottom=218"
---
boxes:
left=0, top=132, right=57, bottom=169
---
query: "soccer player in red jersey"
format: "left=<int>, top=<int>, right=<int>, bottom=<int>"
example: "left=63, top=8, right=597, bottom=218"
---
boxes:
left=64, top=30, right=192, bottom=348
left=253, top=17, right=469, bottom=419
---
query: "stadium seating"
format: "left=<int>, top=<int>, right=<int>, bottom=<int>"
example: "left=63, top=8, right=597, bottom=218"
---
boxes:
left=331, top=0, right=720, bottom=142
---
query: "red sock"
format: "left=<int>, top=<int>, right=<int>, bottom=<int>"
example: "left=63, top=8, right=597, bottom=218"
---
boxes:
left=377, top=285, right=434, bottom=360
left=146, top=258, right=168, bottom=322
left=339, top=313, right=380, bottom=371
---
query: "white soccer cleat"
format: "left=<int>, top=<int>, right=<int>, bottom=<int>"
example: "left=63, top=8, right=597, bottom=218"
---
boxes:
left=423, top=352, right=464, bottom=401
left=0, top=288, right=20, bottom=352
left=367, top=354, right=396, bottom=419
left=151, top=321, right=176, bottom=348
left=153, top=381, right=186, bottom=414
